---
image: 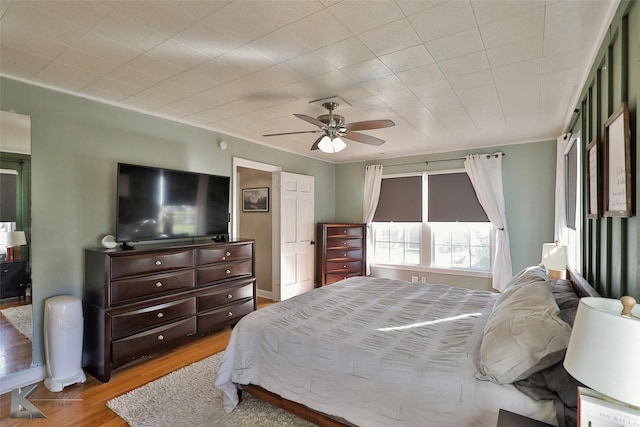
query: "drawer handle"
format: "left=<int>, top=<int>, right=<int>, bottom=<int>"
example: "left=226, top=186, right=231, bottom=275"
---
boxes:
left=157, top=312, right=164, bottom=318
left=227, top=311, right=233, bottom=317
left=155, top=260, right=162, bottom=266
left=226, top=251, right=231, bottom=257
left=343, top=265, right=347, bottom=268
left=343, top=253, right=347, bottom=257
left=157, top=334, right=164, bottom=341
left=155, top=282, right=163, bottom=288
left=343, top=230, right=347, bottom=234
left=227, top=294, right=233, bottom=299
left=226, top=269, right=231, bottom=274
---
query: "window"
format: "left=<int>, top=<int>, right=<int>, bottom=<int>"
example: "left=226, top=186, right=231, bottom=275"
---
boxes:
left=371, top=170, right=492, bottom=273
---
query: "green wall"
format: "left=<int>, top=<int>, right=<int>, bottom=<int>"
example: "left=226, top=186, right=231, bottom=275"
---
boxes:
left=572, top=0, right=639, bottom=299
left=0, top=77, right=336, bottom=365
left=335, top=141, right=557, bottom=278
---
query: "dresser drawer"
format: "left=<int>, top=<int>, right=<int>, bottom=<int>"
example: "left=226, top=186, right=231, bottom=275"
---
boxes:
left=326, top=226, right=364, bottom=237
left=111, top=250, right=194, bottom=279
left=197, top=299, right=254, bottom=333
left=112, top=316, right=196, bottom=367
left=326, top=237, right=363, bottom=249
left=326, top=260, right=363, bottom=273
left=196, top=243, right=253, bottom=266
left=326, top=272, right=363, bottom=285
left=196, top=260, right=253, bottom=285
left=110, top=269, right=195, bottom=304
left=197, top=282, right=254, bottom=312
left=326, top=248, right=364, bottom=261
left=111, top=298, right=196, bottom=340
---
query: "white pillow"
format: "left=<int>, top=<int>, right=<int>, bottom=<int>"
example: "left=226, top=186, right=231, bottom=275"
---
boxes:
left=504, top=264, right=548, bottom=289
left=476, top=281, right=572, bottom=384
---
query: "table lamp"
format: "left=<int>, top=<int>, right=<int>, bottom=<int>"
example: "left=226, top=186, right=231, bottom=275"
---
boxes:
left=541, top=242, right=567, bottom=279
left=0, top=230, right=27, bottom=261
left=563, top=296, right=640, bottom=409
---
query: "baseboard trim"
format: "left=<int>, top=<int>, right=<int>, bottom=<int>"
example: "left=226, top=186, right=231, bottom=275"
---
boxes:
left=256, top=289, right=273, bottom=300
left=0, top=365, right=47, bottom=394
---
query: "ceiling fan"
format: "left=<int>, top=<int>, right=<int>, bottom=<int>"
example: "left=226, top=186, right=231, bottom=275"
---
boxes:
left=262, top=100, right=395, bottom=153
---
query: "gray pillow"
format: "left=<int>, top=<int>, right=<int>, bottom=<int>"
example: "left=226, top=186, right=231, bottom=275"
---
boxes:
left=476, top=281, right=572, bottom=384
left=505, top=264, right=548, bottom=289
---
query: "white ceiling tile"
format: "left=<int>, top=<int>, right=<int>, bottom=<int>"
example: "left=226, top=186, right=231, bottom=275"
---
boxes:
left=487, top=37, right=542, bottom=68
left=397, top=63, right=444, bottom=87
left=479, top=8, right=544, bottom=49
left=425, top=28, right=484, bottom=62
left=113, top=2, right=201, bottom=38
left=29, top=0, right=112, bottom=30
left=2, top=2, right=87, bottom=46
left=328, top=1, right=403, bottom=35
left=172, top=21, right=242, bottom=59
left=283, top=52, right=336, bottom=78
left=34, top=62, right=99, bottom=91
left=108, top=65, right=161, bottom=90
left=57, top=48, right=121, bottom=76
left=89, top=76, right=148, bottom=99
left=125, top=54, right=183, bottom=81
left=396, top=1, right=448, bottom=17
left=92, top=11, right=167, bottom=52
left=247, top=28, right=312, bottom=64
left=541, top=48, right=590, bottom=74
left=408, top=1, right=477, bottom=43
left=215, top=45, right=274, bottom=77
left=379, top=45, right=435, bottom=73
left=0, top=44, right=50, bottom=79
left=147, top=40, right=210, bottom=70
left=471, top=0, right=545, bottom=26
left=285, top=9, right=353, bottom=50
left=315, top=37, right=376, bottom=69
left=73, top=32, right=142, bottom=65
left=168, top=60, right=241, bottom=93
left=449, top=70, right=494, bottom=92
left=0, top=24, right=68, bottom=60
left=78, top=84, right=127, bottom=103
left=202, top=2, right=281, bottom=46
left=341, top=58, right=394, bottom=84
left=491, top=58, right=541, bottom=82
left=411, top=79, right=453, bottom=100
left=358, top=19, right=421, bottom=57
left=438, top=51, right=489, bottom=78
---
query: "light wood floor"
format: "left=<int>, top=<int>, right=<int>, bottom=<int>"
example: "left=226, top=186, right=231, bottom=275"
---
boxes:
left=0, top=298, right=273, bottom=426
left=0, top=298, right=32, bottom=377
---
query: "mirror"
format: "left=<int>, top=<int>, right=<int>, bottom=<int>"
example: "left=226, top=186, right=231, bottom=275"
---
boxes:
left=0, top=109, right=32, bottom=377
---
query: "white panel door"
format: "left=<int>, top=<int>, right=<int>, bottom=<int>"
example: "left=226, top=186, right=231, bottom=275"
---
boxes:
left=279, top=171, right=315, bottom=301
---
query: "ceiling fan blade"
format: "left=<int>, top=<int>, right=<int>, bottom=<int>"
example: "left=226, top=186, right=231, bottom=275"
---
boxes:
left=262, top=130, right=321, bottom=137
left=310, top=135, right=324, bottom=150
left=294, top=113, right=326, bottom=128
left=343, top=131, right=386, bottom=146
left=345, top=119, right=395, bottom=131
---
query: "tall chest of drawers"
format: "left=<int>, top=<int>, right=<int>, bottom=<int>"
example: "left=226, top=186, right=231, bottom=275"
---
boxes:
left=83, top=240, right=255, bottom=382
left=317, top=223, right=366, bottom=286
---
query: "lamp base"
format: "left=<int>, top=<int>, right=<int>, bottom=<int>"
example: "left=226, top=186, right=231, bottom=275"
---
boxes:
left=548, top=269, right=565, bottom=280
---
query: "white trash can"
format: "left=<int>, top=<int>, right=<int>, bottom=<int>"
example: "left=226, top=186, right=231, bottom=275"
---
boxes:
left=44, top=295, right=86, bottom=392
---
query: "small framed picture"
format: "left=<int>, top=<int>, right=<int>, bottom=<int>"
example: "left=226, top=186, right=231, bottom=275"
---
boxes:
left=603, top=101, right=632, bottom=217
left=242, top=187, right=269, bottom=212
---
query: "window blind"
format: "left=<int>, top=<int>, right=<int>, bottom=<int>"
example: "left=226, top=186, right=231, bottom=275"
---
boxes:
left=373, top=176, right=422, bottom=222
left=428, top=173, right=488, bottom=222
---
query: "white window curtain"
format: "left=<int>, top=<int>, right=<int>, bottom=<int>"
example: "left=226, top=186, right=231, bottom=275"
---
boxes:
left=554, top=133, right=570, bottom=243
left=362, top=164, right=383, bottom=275
left=464, top=153, right=512, bottom=291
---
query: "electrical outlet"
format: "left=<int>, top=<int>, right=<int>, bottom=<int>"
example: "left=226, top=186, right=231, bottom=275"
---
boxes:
left=411, top=275, right=419, bottom=282
left=420, top=276, right=427, bottom=283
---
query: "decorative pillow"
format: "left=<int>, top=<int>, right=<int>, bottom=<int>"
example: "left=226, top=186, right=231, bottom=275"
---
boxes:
left=476, top=281, right=572, bottom=384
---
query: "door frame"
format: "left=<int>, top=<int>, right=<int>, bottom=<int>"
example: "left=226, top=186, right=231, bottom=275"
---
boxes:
left=232, top=157, right=282, bottom=300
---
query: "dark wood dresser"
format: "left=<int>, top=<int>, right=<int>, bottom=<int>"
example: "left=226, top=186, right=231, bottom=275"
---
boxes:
left=0, top=260, right=29, bottom=299
left=83, top=239, right=255, bottom=382
left=317, top=223, right=366, bottom=286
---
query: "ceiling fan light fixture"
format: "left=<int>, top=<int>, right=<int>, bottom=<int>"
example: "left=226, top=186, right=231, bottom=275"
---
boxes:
left=318, top=136, right=346, bottom=153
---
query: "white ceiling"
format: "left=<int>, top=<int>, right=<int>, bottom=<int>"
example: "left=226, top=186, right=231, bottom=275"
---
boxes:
left=0, top=0, right=618, bottom=163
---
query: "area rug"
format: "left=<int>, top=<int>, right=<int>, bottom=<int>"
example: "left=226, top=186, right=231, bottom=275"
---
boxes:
left=107, top=352, right=314, bottom=427
left=0, top=304, right=32, bottom=341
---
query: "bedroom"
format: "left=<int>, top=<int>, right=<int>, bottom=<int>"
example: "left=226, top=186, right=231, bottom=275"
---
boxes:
left=0, top=0, right=638, bottom=425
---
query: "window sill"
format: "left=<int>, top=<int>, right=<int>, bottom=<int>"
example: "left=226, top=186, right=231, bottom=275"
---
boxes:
left=371, top=263, right=492, bottom=279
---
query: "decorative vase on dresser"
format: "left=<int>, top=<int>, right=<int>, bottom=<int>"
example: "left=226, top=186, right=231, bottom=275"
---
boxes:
left=83, top=239, right=255, bottom=382
left=317, top=223, right=366, bottom=287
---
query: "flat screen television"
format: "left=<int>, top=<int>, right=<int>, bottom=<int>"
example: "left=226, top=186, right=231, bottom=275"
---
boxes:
left=116, top=163, right=230, bottom=245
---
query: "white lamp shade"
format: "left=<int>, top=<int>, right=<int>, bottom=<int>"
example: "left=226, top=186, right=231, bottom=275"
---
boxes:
left=563, top=297, right=640, bottom=408
left=541, top=243, right=567, bottom=271
left=318, top=136, right=346, bottom=153
left=0, top=230, right=27, bottom=247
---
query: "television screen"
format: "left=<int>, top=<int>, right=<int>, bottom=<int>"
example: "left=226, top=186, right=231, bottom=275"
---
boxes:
left=116, top=163, right=230, bottom=243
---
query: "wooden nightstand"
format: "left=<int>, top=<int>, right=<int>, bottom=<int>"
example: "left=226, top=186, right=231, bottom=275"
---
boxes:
left=497, top=409, right=554, bottom=426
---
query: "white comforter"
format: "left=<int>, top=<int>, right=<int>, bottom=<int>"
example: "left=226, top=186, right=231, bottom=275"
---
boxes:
left=216, top=277, right=557, bottom=426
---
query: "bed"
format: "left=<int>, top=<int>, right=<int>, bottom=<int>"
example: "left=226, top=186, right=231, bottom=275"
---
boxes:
left=216, top=266, right=598, bottom=427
